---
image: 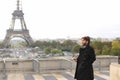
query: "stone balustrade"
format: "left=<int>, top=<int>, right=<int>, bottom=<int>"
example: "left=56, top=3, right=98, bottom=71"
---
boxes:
left=0, top=56, right=118, bottom=74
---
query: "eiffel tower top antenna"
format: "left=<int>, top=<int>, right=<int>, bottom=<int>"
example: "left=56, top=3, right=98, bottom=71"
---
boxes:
left=17, top=0, right=22, bottom=10
left=17, top=0, right=20, bottom=10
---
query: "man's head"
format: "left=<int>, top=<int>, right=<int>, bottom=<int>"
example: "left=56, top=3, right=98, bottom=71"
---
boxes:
left=80, top=36, right=90, bottom=46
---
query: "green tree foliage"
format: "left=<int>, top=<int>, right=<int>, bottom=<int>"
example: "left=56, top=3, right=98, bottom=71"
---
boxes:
left=91, top=41, right=112, bottom=55
left=32, top=39, right=120, bottom=56
left=51, top=49, right=63, bottom=56
left=72, top=45, right=81, bottom=53
left=102, top=45, right=111, bottom=55
left=91, top=41, right=103, bottom=55
left=110, top=39, right=120, bottom=56
left=33, top=40, right=61, bottom=49
left=44, top=47, right=51, bottom=54
left=11, top=41, right=28, bottom=48
left=61, top=40, right=77, bottom=51
left=110, top=48, right=120, bottom=56
left=112, top=39, right=120, bottom=49
left=33, top=40, right=77, bottom=52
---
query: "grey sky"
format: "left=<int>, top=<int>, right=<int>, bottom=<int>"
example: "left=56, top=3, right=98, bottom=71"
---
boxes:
left=0, top=0, right=120, bottom=40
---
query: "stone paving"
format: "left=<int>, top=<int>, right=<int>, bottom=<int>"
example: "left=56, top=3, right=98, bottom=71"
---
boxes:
left=0, top=71, right=109, bottom=80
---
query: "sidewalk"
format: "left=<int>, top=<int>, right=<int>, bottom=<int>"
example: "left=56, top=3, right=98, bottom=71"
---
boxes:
left=0, top=71, right=110, bottom=80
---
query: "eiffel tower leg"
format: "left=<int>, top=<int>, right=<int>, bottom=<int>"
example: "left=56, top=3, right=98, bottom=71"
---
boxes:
left=20, top=19, right=24, bottom=30
left=23, top=18, right=27, bottom=29
left=23, top=32, right=33, bottom=46
left=2, top=30, right=12, bottom=48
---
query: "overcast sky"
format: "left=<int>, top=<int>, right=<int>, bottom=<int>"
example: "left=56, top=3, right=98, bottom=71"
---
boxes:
left=0, top=0, right=120, bottom=40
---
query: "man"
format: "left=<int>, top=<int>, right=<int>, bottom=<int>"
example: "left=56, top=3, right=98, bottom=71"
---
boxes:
left=74, top=36, right=96, bottom=80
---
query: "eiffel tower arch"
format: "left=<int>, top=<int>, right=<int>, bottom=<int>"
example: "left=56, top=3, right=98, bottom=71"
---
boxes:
left=2, top=0, right=33, bottom=48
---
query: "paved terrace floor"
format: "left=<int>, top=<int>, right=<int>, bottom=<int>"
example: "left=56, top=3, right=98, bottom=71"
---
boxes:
left=0, top=71, right=109, bottom=80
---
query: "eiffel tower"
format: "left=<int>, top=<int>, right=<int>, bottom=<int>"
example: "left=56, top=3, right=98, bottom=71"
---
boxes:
left=2, top=0, right=33, bottom=48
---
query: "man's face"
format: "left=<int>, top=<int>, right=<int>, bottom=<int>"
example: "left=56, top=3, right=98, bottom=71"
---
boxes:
left=80, top=39, right=88, bottom=46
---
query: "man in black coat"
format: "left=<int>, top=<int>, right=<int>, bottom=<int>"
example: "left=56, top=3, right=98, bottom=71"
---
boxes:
left=74, top=36, right=96, bottom=80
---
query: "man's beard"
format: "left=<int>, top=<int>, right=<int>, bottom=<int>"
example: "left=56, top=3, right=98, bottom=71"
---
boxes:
left=81, top=43, right=87, bottom=47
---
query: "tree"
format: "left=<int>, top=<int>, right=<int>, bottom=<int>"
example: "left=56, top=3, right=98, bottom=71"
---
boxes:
left=72, top=45, right=81, bottom=53
left=111, top=40, right=120, bottom=49
left=102, top=45, right=111, bottom=55
left=11, top=41, right=27, bottom=48
left=91, top=41, right=103, bottom=55
left=32, top=39, right=78, bottom=54
left=51, top=49, right=63, bottom=56
left=110, top=48, right=120, bottom=56
left=44, top=47, right=51, bottom=54
left=62, top=40, right=77, bottom=51
left=110, top=39, right=120, bottom=56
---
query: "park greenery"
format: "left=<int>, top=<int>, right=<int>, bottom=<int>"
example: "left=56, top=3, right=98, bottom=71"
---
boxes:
left=0, top=38, right=120, bottom=56
left=31, top=38, right=120, bottom=56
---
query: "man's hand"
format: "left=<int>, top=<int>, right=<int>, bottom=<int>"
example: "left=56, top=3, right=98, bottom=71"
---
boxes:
left=73, top=57, right=77, bottom=62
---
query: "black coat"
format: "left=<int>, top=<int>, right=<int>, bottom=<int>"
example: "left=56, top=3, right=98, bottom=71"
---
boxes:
left=74, top=45, right=96, bottom=80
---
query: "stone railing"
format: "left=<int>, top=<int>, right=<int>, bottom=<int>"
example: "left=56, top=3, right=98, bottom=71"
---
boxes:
left=0, top=56, right=118, bottom=74
left=0, top=59, right=33, bottom=72
left=93, top=56, right=118, bottom=71
left=37, top=58, right=73, bottom=73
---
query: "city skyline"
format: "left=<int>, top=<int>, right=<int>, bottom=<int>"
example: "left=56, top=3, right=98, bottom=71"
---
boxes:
left=0, top=0, right=120, bottom=40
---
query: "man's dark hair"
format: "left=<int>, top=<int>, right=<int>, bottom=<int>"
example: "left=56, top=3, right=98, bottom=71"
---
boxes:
left=82, top=36, right=90, bottom=45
